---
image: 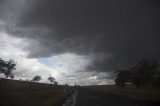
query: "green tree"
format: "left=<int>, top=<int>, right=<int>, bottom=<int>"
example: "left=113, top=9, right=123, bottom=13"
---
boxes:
left=155, top=72, right=160, bottom=87
left=0, top=58, right=5, bottom=74
left=0, top=58, right=16, bottom=78
left=131, top=59, right=159, bottom=87
left=115, top=70, right=132, bottom=87
left=32, top=75, right=42, bottom=83
left=54, top=81, right=58, bottom=86
left=48, top=76, right=55, bottom=84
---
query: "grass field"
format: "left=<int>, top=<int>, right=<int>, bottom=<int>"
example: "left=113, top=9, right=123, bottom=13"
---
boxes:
left=83, top=85, right=160, bottom=102
left=1, top=78, right=160, bottom=106
left=0, top=78, right=74, bottom=106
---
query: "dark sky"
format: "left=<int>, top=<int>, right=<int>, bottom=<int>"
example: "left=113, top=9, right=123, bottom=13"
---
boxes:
left=0, top=0, right=160, bottom=83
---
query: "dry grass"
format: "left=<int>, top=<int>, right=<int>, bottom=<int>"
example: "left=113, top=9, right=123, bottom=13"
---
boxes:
left=83, top=85, right=160, bottom=101
left=0, top=78, right=74, bottom=106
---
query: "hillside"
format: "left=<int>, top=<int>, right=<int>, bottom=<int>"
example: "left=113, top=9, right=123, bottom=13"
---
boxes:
left=0, top=78, right=74, bottom=106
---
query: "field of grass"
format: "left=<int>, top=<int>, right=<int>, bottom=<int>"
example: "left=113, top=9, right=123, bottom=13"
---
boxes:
left=83, top=85, right=160, bottom=102
left=1, top=78, right=160, bottom=105
left=0, top=78, right=74, bottom=106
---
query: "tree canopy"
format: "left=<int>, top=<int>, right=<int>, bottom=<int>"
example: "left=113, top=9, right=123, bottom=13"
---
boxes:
left=115, top=70, right=132, bottom=87
left=0, top=58, right=16, bottom=78
left=32, top=75, right=42, bottom=83
left=48, top=76, right=55, bottom=84
left=131, top=59, right=159, bottom=87
left=115, top=59, right=160, bottom=87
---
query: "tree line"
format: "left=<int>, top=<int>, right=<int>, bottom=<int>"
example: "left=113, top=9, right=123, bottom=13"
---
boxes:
left=115, top=59, right=160, bottom=87
left=32, top=75, right=58, bottom=86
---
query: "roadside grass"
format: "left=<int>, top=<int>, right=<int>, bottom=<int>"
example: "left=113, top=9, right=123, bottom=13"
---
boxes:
left=106, top=85, right=160, bottom=101
left=83, top=85, right=160, bottom=102
left=0, top=78, right=74, bottom=106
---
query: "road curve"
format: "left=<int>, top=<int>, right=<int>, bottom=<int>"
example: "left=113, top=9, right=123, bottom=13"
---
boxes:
left=73, top=88, right=160, bottom=106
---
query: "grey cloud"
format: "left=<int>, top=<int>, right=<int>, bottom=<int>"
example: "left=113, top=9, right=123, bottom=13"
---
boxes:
left=2, top=0, right=160, bottom=72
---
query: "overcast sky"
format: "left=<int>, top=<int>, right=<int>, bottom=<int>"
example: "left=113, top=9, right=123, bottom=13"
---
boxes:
left=0, top=0, right=160, bottom=85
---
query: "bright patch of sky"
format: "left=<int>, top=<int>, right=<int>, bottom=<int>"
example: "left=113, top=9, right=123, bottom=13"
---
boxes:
left=38, top=58, right=59, bottom=68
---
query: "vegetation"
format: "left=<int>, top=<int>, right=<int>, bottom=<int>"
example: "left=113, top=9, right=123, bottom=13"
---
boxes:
left=10, top=74, right=14, bottom=80
left=83, top=85, right=160, bottom=101
left=32, top=75, right=42, bottom=83
left=0, top=78, right=74, bottom=106
left=115, top=59, right=160, bottom=87
left=54, top=81, right=58, bottom=86
left=115, top=70, right=132, bottom=87
left=0, top=58, right=16, bottom=78
left=48, top=76, right=55, bottom=84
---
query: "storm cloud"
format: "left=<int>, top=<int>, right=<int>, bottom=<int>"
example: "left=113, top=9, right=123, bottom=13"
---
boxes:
left=0, top=0, right=160, bottom=84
